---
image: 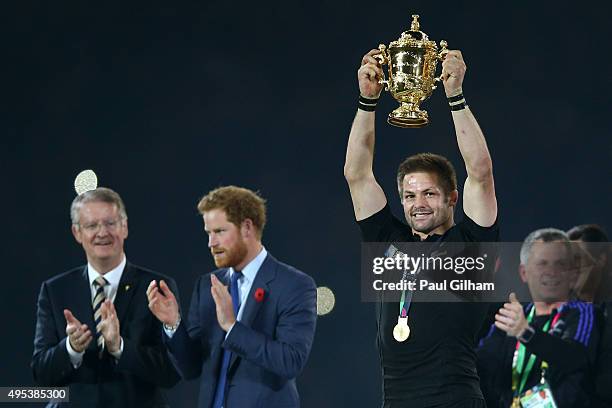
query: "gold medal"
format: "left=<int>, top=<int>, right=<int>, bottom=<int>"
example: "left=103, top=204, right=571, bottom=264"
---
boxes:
left=393, top=316, right=410, bottom=342
left=511, top=397, right=521, bottom=408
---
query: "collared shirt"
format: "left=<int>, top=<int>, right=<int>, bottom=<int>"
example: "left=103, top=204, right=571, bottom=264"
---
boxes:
left=230, top=246, right=267, bottom=323
left=66, top=256, right=126, bottom=367
left=86, top=256, right=126, bottom=302
left=164, top=247, right=268, bottom=338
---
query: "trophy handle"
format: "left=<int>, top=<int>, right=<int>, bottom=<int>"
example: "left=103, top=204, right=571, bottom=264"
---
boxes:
left=375, top=44, right=390, bottom=91
left=433, top=40, right=449, bottom=86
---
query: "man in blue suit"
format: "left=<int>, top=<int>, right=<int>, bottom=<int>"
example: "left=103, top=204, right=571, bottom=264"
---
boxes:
left=147, top=185, right=317, bottom=408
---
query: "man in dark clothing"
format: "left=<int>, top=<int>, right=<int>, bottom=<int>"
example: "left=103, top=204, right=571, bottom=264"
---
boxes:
left=344, top=47, right=498, bottom=407
left=477, top=228, right=599, bottom=408
left=31, top=187, right=180, bottom=408
left=568, top=224, right=611, bottom=407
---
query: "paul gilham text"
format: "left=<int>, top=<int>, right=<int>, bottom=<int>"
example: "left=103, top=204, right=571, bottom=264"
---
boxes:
left=373, top=279, right=495, bottom=292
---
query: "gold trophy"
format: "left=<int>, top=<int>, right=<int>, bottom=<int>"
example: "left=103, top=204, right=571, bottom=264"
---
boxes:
left=376, top=15, right=448, bottom=128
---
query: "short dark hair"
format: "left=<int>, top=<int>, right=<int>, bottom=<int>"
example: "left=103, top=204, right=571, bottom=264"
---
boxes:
left=197, top=186, right=267, bottom=239
left=568, top=224, right=609, bottom=260
left=396, top=153, right=457, bottom=197
left=567, top=224, right=608, bottom=243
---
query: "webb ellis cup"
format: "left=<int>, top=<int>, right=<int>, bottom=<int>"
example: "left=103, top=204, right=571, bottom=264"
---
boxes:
left=376, top=15, right=448, bottom=128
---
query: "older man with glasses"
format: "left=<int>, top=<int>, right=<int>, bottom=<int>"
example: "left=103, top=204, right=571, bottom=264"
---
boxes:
left=31, top=187, right=180, bottom=407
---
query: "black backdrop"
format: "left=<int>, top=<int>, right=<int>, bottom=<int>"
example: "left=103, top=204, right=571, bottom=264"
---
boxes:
left=3, top=1, right=610, bottom=407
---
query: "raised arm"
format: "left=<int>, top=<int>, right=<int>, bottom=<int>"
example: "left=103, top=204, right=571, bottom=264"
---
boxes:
left=442, top=51, right=497, bottom=227
left=344, top=49, right=387, bottom=221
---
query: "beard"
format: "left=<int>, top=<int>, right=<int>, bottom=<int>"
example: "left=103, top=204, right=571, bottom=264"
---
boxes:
left=404, top=199, right=454, bottom=235
left=405, top=210, right=448, bottom=235
left=212, top=239, right=249, bottom=268
left=407, top=216, right=437, bottom=234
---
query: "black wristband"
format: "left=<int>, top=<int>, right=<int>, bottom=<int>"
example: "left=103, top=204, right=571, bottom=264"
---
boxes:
left=447, top=94, right=464, bottom=103
left=358, top=95, right=379, bottom=112
left=448, top=93, right=467, bottom=111
left=450, top=103, right=468, bottom=111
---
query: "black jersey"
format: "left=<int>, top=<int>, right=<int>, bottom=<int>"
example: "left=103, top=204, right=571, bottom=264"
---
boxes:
left=358, top=204, right=500, bottom=407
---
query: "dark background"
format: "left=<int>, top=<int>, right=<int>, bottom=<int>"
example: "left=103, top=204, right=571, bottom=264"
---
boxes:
left=2, top=1, right=610, bottom=407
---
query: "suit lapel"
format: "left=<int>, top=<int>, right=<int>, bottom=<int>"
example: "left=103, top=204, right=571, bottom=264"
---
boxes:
left=239, top=255, right=276, bottom=328
left=114, top=262, right=138, bottom=324
left=75, top=266, right=97, bottom=352
left=229, top=254, right=277, bottom=369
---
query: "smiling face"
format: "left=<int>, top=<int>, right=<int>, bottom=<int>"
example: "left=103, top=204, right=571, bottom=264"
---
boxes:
left=401, top=172, right=458, bottom=237
left=204, top=208, right=249, bottom=270
left=520, top=240, right=573, bottom=303
left=71, top=201, right=128, bottom=273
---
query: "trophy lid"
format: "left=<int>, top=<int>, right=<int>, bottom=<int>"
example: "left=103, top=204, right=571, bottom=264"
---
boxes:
left=410, top=15, right=421, bottom=32
left=402, top=15, right=427, bottom=41
left=389, top=14, right=438, bottom=49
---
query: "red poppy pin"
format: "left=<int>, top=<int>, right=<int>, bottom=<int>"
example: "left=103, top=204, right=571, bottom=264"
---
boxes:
left=254, top=288, right=265, bottom=302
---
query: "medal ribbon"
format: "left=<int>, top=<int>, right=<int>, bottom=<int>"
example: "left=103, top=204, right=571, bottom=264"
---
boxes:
left=399, top=285, right=411, bottom=318
left=511, top=306, right=562, bottom=397
left=393, top=235, right=445, bottom=320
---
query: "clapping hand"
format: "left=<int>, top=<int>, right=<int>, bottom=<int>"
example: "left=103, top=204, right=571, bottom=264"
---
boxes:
left=64, top=309, right=92, bottom=353
left=99, top=300, right=121, bottom=353
left=210, top=274, right=236, bottom=332
left=495, top=293, right=529, bottom=338
left=147, top=280, right=180, bottom=327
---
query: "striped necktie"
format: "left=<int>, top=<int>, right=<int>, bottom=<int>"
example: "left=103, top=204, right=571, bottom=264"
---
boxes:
left=92, top=276, right=108, bottom=357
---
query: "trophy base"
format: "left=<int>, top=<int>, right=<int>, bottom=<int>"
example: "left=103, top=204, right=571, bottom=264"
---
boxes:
left=387, top=104, right=429, bottom=128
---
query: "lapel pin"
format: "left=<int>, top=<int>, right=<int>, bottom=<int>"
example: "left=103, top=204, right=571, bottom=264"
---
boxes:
left=125, top=284, right=131, bottom=291
left=254, top=288, right=265, bottom=302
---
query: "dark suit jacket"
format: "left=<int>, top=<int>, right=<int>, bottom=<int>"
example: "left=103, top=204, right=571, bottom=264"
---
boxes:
left=166, top=253, right=317, bottom=408
left=32, top=262, right=181, bottom=408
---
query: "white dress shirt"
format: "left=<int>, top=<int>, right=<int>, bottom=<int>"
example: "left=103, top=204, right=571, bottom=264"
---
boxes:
left=66, top=256, right=126, bottom=367
left=165, top=247, right=268, bottom=338
left=227, top=247, right=267, bottom=335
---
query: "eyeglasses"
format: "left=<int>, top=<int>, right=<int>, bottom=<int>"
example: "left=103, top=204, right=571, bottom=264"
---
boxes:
left=78, top=218, right=123, bottom=234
